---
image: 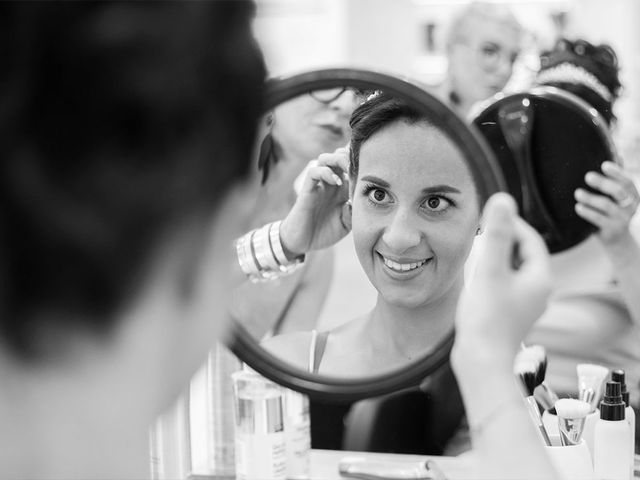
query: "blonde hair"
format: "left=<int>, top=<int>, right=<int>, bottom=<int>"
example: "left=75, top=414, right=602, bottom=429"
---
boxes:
left=445, top=1, right=523, bottom=50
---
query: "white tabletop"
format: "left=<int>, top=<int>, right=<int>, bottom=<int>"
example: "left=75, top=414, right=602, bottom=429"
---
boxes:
left=309, top=449, right=480, bottom=480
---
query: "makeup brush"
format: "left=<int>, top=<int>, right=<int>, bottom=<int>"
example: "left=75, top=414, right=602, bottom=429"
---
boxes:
left=577, top=363, right=609, bottom=412
left=518, top=345, right=559, bottom=411
left=555, top=398, right=591, bottom=446
left=514, top=358, right=552, bottom=446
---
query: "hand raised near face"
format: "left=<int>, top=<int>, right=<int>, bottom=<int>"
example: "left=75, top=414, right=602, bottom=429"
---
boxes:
left=575, top=161, right=639, bottom=248
left=454, top=193, right=551, bottom=360
left=279, top=147, right=352, bottom=259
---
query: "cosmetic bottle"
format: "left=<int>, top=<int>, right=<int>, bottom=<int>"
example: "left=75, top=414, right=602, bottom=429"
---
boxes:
left=593, top=381, right=631, bottom=480
left=611, top=369, right=635, bottom=479
left=232, top=370, right=287, bottom=480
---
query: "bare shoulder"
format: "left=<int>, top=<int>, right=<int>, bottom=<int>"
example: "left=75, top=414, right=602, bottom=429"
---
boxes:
left=260, top=330, right=314, bottom=372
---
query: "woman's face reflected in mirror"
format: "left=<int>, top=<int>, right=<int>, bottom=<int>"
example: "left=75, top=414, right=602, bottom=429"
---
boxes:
left=352, top=120, right=479, bottom=310
left=271, top=87, right=359, bottom=166
left=258, top=92, right=480, bottom=378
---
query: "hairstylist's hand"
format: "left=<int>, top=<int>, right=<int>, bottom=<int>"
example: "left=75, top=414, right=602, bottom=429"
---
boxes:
left=575, top=161, right=639, bottom=248
left=280, top=147, right=351, bottom=258
left=454, top=193, right=551, bottom=361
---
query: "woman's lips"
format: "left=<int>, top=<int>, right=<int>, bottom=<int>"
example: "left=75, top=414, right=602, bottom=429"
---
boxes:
left=377, top=252, right=433, bottom=276
left=317, top=123, right=344, bottom=137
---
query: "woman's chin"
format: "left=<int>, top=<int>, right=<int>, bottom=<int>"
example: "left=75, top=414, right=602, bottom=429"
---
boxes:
left=379, top=288, right=433, bottom=310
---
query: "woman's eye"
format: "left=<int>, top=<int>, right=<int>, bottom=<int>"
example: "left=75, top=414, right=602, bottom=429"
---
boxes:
left=423, top=196, right=450, bottom=212
left=368, top=188, right=388, bottom=203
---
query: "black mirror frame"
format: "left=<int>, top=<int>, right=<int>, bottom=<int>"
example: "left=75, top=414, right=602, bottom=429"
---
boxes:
left=227, top=68, right=506, bottom=402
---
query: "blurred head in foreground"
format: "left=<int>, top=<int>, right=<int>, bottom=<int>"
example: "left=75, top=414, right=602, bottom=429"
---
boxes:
left=0, top=1, right=265, bottom=477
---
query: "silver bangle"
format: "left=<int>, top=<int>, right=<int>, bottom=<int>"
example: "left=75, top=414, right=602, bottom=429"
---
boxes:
left=253, top=223, right=281, bottom=271
left=235, top=229, right=260, bottom=277
left=235, top=221, right=305, bottom=282
left=269, top=220, right=291, bottom=269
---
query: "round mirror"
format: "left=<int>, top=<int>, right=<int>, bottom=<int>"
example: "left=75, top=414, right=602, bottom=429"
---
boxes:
left=226, top=68, right=505, bottom=403
left=472, top=86, right=618, bottom=253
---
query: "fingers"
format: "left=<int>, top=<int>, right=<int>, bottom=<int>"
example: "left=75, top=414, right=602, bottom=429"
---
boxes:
left=574, top=188, right=617, bottom=216
left=316, top=147, right=350, bottom=176
left=585, top=168, right=629, bottom=204
left=477, top=193, right=518, bottom=276
left=601, top=161, right=637, bottom=194
left=511, top=215, right=550, bottom=279
left=304, top=165, right=344, bottom=189
left=574, top=201, right=612, bottom=230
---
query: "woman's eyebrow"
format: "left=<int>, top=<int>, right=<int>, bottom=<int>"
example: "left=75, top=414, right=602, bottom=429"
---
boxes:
left=421, top=185, right=462, bottom=194
left=360, top=175, right=390, bottom=188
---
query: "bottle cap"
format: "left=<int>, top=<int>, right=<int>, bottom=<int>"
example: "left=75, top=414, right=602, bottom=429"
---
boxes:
left=599, top=381, right=625, bottom=421
left=610, top=369, right=630, bottom=407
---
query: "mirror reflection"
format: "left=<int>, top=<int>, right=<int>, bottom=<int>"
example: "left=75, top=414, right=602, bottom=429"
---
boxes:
left=235, top=88, right=480, bottom=378
left=228, top=85, right=485, bottom=454
left=256, top=90, right=479, bottom=379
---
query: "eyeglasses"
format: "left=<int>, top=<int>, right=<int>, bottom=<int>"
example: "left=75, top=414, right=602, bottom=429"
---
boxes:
left=308, top=87, right=351, bottom=104
left=457, top=41, right=519, bottom=71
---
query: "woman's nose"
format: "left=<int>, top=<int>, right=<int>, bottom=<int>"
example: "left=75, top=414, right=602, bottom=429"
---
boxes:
left=381, top=210, right=422, bottom=253
left=329, top=90, right=359, bottom=116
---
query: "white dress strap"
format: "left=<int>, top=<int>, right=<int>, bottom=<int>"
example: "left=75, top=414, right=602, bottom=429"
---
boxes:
left=308, top=329, right=318, bottom=373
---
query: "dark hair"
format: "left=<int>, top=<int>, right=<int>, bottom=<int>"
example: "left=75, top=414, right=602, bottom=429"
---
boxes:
left=349, top=92, right=432, bottom=179
left=537, top=38, right=621, bottom=124
left=0, top=1, right=266, bottom=360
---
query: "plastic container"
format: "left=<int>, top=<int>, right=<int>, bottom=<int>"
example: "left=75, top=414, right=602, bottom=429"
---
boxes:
left=582, top=409, right=600, bottom=460
left=232, top=370, right=287, bottom=480
left=593, top=381, right=631, bottom=480
left=545, top=434, right=593, bottom=480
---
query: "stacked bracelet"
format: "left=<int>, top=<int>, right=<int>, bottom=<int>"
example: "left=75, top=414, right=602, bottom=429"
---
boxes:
left=235, top=220, right=305, bottom=282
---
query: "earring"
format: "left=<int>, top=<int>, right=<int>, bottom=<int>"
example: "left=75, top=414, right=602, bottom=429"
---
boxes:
left=258, top=112, right=276, bottom=184
left=475, top=226, right=482, bottom=236
left=346, top=199, right=352, bottom=209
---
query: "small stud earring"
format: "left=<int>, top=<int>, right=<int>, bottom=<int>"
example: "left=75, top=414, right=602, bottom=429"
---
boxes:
left=475, top=227, right=482, bottom=236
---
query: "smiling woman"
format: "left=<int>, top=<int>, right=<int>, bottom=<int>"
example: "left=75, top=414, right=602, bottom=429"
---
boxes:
left=262, top=91, right=480, bottom=377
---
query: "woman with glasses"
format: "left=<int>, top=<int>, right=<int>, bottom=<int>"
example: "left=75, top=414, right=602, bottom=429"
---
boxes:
left=441, top=1, right=523, bottom=118
left=231, top=86, right=361, bottom=340
left=525, top=38, right=640, bottom=451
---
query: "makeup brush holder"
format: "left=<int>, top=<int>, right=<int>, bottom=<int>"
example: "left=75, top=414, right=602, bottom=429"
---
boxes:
left=545, top=435, right=593, bottom=480
left=543, top=409, right=599, bottom=461
left=582, top=410, right=600, bottom=460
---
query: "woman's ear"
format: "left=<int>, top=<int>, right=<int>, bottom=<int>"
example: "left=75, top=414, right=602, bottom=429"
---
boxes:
left=341, top=199, right=352, bottom=231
